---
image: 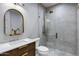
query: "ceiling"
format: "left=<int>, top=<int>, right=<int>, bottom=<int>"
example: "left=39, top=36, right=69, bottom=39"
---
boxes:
left=41, top=3, right=57, bottom=8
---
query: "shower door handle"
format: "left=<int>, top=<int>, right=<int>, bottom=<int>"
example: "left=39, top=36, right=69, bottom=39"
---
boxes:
left=56, top=33, right=58, bottom=39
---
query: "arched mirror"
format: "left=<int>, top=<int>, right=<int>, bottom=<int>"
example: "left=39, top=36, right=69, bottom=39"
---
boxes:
left=4, top=9, right=24, bottom=36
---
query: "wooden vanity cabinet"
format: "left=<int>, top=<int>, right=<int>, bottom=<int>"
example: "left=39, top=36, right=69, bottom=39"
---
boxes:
left=0, top=42, right=35, bottom=56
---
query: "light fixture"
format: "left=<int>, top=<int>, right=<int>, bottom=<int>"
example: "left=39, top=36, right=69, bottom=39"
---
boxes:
left=14, top=3, right=24, bottom=6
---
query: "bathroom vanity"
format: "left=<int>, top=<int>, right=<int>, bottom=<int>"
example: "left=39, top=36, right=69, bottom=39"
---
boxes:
left=0, top=38, right=40, bottom=56
left=0, top=42, right=35, bottom=56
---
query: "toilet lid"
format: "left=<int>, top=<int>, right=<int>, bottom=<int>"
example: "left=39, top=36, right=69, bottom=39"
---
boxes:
left=37, top=46, right=49, bottom=52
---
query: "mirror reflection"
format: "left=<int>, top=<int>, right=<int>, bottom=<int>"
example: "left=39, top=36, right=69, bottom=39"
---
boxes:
left=4, top=9, right=24, bottom=36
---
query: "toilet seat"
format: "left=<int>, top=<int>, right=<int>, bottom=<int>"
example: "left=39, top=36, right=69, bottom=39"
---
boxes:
left=37, top=46, right=49, bottom=52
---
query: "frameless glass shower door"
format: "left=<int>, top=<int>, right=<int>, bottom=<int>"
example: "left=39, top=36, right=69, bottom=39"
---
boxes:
left=45, top=3, right=77, bottom=55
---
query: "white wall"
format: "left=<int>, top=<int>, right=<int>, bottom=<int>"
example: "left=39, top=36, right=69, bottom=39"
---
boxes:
left=0, top=3, right=45, bottom=43
left=38, top=4, right=46, bottom=46
left=23, top=4, right=46, bottom=45
left=23, top=3, right=39, bottom=38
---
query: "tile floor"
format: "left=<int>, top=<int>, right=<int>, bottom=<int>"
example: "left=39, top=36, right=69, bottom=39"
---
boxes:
left=48, top=48, right=73, bottom=56
left=36, top=48, right=73, bottom=56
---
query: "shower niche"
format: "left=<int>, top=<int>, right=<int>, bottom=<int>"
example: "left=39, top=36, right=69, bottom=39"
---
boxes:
left=4, top=9, right=24, bottom=36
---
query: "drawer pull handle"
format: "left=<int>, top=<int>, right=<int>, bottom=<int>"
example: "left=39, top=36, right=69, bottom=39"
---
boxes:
left=18, top=45, right=28, bottom=49
left=22, top=52, right=28, bottom=56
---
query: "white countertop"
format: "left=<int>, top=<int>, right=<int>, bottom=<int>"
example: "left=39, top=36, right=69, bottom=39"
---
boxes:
left=0, top=38, right=40, bottom=54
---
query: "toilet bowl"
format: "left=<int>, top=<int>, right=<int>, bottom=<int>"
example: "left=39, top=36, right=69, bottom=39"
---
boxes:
left=36, top=38, right=49, bottom=56
left=37, top=46, right=49, bottom=56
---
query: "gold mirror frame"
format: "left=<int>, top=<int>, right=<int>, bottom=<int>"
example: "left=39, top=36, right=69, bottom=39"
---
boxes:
left=4, top=9, right=24, bottom=36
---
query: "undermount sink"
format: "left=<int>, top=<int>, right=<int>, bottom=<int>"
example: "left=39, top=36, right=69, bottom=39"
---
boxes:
left=0, top=38, right=32, bottom=48
left=23, top=38, right=31, bottom=41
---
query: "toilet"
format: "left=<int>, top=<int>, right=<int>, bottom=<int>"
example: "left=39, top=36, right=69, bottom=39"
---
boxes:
left=36, top=46, right=49, bottom=56
left=36, top=38, right=49, bottom=56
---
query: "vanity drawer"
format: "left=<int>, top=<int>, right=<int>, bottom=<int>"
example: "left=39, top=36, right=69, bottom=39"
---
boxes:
left=22, top=49, right=35, bottom=56
left=18, top=42, right=35, bottom=50
left=18, top=42, right=35, bottom=56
